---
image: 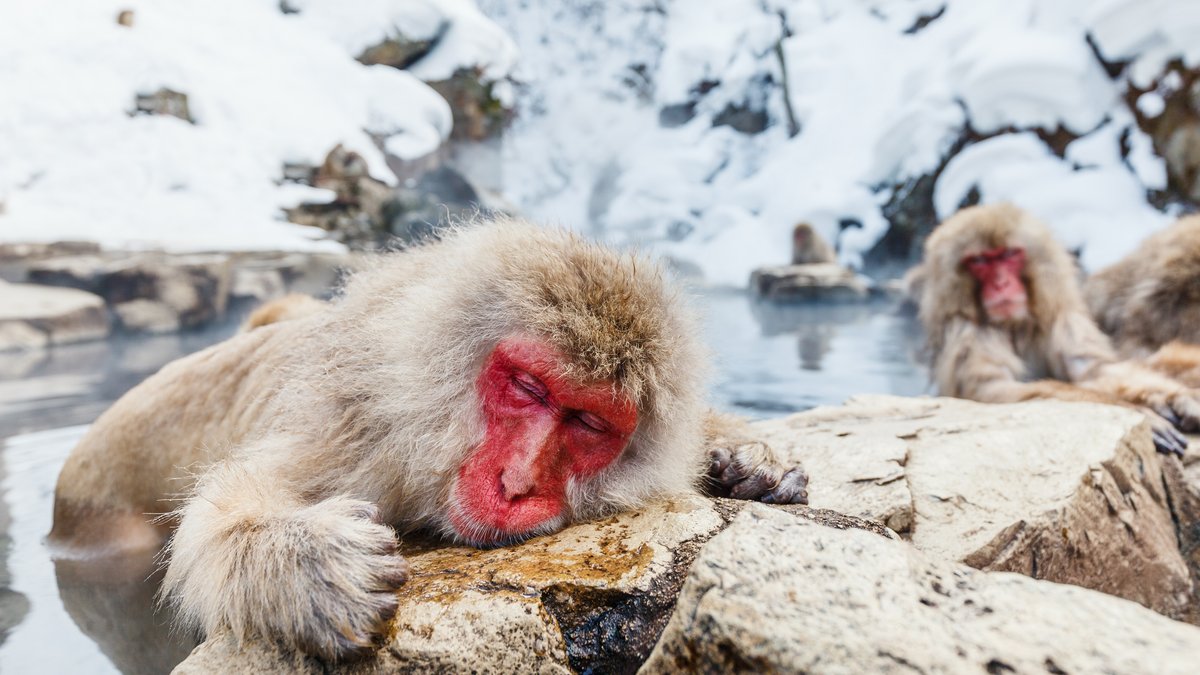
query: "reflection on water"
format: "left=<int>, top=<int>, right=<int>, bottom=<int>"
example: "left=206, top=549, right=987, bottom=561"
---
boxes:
left=0, top=293, right=928, bottom=673
left=702, top=292, right=929, bottom=417
left=0, top=327, right=238, bottom=674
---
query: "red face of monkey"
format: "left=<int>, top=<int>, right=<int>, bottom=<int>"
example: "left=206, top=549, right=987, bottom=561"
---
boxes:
left=450, top=338, right=638, bottom=545
left=963, top=246, right=1028, bottom=322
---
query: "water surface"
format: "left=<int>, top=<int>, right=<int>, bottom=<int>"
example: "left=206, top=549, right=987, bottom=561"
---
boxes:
left=0, top=293, right=928, bottom=673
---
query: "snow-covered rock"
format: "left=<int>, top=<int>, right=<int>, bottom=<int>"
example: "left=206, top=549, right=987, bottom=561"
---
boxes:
left=479, top=0, right=1200, bottom=284
left=0, top=0, right=515, bottom=253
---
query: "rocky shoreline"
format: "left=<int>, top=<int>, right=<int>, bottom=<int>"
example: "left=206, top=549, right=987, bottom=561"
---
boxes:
left=172, top=396, right=1200, bottom=673
left=0, top=242, right=350, bottom=351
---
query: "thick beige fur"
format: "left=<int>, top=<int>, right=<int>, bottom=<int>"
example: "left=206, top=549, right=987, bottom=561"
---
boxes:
left=1085, top=215, right=1200, bottom=355
left=914, top=204, right=1200, bottom=438
left=791, top=222, right=836, bottom=265
left=49, top=217, right=804, bottom=661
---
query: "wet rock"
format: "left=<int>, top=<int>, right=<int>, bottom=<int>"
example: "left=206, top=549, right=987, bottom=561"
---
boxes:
left=28, top=253, right=233, bottom=333
left=658, top=102, right=696, bottom=128
left=112, top=299, right=181, bottom=334
left=641, top=505, right=1200, bottom=675
left=749, top=263, right=870, bottom=303
left=0, top=281, right=109, bottom=350
left=751, top=395, right=1200, bottom=623
left=284, top=145, right=396, bottom=247
left=712, top=102, right=768, bottom=135
left=171, top=498, right=889, bottom=673
left=386, top=166, right=489, bottom=244
left=427, top=68, right=511, bottom=141
left=134, top=88, right=192, bottom=123
left=0, top=241, right=102, bottom=282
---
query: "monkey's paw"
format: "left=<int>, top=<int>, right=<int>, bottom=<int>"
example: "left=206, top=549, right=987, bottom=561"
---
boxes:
left=708, top=441, right=809, bottom=505
left=1147, top=390, right=1200, bottom=434
left=1144, top=410, right=1189, bottom=457
left=277, top=499, right=410, bottom=661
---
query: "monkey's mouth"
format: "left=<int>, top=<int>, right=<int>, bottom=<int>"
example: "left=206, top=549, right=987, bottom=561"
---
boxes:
left=984, top=295, right=1029, bottom=322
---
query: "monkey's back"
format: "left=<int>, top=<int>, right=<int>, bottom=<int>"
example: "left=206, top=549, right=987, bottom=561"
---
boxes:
left=49, top=317, right=309, bottom=555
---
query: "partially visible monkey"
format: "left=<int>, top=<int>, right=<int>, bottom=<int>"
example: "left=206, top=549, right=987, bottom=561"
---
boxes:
left=238, top=292, right=325, bottom=331
left=792, top=222, right=836, bottom=265
left=914, top=203, right=1200, bottom=455
left=49, top=218, right=808, bottom=662
left=1086, top=215, right=1200, bottom=355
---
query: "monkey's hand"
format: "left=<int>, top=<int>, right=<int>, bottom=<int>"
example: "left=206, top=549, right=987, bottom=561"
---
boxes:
left=163, top=464, right=409, bottom=662
left=1144, top=412, right=1189, bottom=457
left=707, top=441, right=809, bottom=505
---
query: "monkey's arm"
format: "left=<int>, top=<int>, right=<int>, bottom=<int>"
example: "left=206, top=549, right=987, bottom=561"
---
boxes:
left=1043, top=313, right=1200, bottom=444
left=162, top=442, right=408, bottom=661
left=1144, top=341, right=1200, bottom=388
left=702, top=412, right=809, bottom=504
left=941, top=318, right=1190, bottom=455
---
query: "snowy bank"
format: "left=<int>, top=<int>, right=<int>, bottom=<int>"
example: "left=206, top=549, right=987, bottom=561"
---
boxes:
left=0, top=0, right=513, bottom=253
left=480, top=0, right=1200, bottom=285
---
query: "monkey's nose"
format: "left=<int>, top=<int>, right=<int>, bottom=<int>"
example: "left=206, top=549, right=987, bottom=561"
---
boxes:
left=500, top=467, right=537, bottom=501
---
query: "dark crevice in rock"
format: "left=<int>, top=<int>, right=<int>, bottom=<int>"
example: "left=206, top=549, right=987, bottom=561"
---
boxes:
left=903, top=5, right=946, bottom=35
left=541, top=500, right=746, bottom=674
left=357, top=23, right=449, bottom=71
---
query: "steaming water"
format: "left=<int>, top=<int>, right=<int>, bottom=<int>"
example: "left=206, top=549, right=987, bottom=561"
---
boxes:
left=0, top=294, right=927, bottom=673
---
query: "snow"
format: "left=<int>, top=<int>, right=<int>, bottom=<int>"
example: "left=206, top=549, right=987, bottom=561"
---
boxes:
left=0, top=0, right=512, bottom=252
left=478, top=0, right=1200, bottom=286
left=3, top=0, right=1200, bottom=278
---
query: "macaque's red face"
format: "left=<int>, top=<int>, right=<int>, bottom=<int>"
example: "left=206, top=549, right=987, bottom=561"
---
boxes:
left=450, top=338, right=638, bottom=545
left=794, top=229, right=809, bottom=248
left=963, top=246, right=1028, bottom=322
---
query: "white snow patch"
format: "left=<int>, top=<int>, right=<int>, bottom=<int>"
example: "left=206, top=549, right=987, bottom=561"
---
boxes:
left=476, top=0, right=1187, bottom=286
left=934, top=133, right=1169, bottom=269
left=0, top=0, right=512, bottom=252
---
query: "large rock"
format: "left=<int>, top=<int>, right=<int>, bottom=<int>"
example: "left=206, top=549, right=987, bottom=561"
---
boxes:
left=749, top=263, right=870, bottom=303
left=0, top=281, right=109, bottom=350
left=641, top=505, right=1200, bottom=674
left=172, top=498, right=891, bottom=674
left=751, top=395, right=1200, bottom=623
left=27, top=252, right=234, bottom=332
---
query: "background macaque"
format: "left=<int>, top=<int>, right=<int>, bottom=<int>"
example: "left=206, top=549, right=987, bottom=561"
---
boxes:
left=1086, top=215, right=1200, bottom=355
left=914, top=203, right=1200, bottom=456
left=49, top=219, right=808, bottom=662
left=792, top=222, right=836, bottom=265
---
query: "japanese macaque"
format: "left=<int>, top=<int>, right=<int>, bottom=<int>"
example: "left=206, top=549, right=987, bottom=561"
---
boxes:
left=49, top=219, right=808, bottom=662
left=1085, top=215, right=1200, bottom=355
left=915, top=203, right=1200, bottom=456
left=791, top=222, right=836, bottom=265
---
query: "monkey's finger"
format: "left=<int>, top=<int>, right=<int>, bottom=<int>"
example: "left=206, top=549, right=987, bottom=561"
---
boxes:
left=761, top=467, right=809, bottom=505
left=1151, top=426, right=1187, bottom=457
left=1169, top=394, right=1200, bottom=433
left=1151, top=402, right=1182, bottom=428
left=372, top=555, right=411, bottom=591
left=708, top=447, right=732, bottom=480
left=728, top=471, right=777, bottom=500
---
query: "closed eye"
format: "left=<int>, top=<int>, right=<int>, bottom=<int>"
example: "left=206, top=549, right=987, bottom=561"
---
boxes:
left=571, top=411, right=611, bottom=434
left=511, top=373, right=550, bottom=404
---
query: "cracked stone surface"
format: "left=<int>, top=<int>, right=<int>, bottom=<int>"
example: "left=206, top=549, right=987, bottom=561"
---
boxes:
left=751, top=394, right=1200, bottom=623
left=172, top=497, right=891, bottom=674
left=640, top=505, right=1200, bottom=675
